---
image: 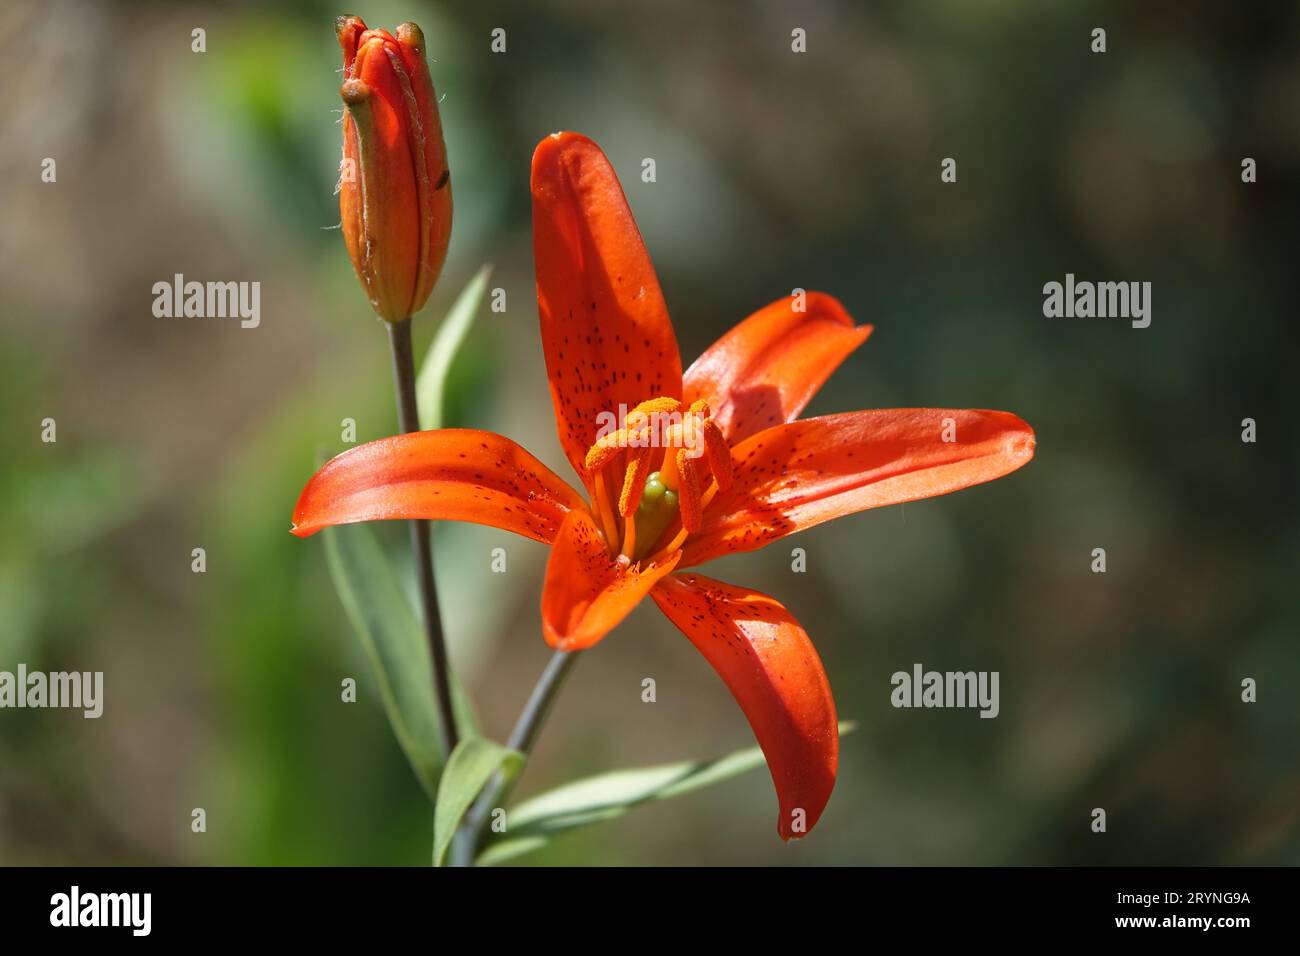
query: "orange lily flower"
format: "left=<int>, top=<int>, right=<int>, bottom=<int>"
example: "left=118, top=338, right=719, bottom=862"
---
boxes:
left=292, top=132, right=1035, bottom=839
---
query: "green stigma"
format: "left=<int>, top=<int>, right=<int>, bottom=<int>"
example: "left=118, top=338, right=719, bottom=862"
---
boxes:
left=633, top=471, right=678, bottom=558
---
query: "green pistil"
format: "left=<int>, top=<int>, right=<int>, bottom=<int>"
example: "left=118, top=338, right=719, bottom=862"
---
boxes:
left=642, top=474, right=666, bottom=503
left=633, top=471, right=678, bottom=559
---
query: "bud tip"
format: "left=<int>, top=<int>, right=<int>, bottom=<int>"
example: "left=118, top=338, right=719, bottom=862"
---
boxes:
left=340, top=78, right=370, bottom=106
left=396, top=22, right=425, bottom=53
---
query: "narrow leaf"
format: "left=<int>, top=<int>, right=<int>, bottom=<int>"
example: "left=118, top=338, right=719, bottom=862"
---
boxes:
left=477, top=721, right=857, bottom=865
left=433, top=736, right=523, bottom=866
left=323, top=522, right=476, bottom=800
left=417, top=264, right=492, bottom=430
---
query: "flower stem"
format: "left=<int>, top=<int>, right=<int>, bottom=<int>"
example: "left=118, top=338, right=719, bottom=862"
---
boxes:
left=451, top=649, right=580, bottom=866
left=387, top=318, right=460, bottom=758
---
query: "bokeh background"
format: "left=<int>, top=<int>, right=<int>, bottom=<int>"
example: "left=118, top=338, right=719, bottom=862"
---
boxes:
left=2, top=0, right=1297, bottom=865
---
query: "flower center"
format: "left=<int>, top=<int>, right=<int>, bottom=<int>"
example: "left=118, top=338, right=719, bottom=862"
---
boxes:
left=582, top=397, right=733, bottom=564
left=632, top=471, right=678, bottom=558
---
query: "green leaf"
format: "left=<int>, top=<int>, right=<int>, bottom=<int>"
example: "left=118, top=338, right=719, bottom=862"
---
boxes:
left=417, top=264, right=492, bottom=430
left=323, top=522, right=476, bottom=800
left=477, top=721, right=857, bottom=866
left=317, top=268, right=489, bottom=808
left=432, top=736, right=523, bottom=867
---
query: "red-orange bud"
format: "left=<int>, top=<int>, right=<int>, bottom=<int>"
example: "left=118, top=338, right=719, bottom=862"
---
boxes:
left=337, top=16, right=452, bottom=322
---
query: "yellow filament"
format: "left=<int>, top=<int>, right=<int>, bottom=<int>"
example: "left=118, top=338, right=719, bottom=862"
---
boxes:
left=592, top=471, right=621, bottom=549
left=620, top=510, right=638, bottom=560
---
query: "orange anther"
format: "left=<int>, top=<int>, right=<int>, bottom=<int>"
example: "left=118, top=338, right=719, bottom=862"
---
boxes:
left=676, top=449, right=703, bottom=534
left=619, top=448, right=654, bottom=517
left=632, top=396, right=683, bottom=417
left=702, top=419, right=732, bottom=491
left=584, top=436, right=623, bottom=475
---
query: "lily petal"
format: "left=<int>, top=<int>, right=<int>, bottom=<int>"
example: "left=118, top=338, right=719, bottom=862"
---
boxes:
left=292, top=429, right=588, bottom=544
left=532, top=132, right=683, bottom=484
left=684, top=292, right=872, bottom=444
left=682, top=409, right=1035, bottom=566
left=541, top=509, right=680, bottom=651
left=651, top=573, right=838, bottom=840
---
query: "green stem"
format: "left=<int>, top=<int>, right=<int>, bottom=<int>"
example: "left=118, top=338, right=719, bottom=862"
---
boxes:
left=387, top=319, right=459, bottom=758
left=451, top=649, right=579, bottom=866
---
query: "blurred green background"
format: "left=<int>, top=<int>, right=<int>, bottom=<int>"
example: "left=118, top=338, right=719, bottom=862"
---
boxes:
left=2, top=0, right=1297, bottom=865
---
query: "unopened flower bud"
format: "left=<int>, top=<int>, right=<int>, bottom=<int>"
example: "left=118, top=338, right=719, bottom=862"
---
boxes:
left=336, top=16, right=452, bottom=322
